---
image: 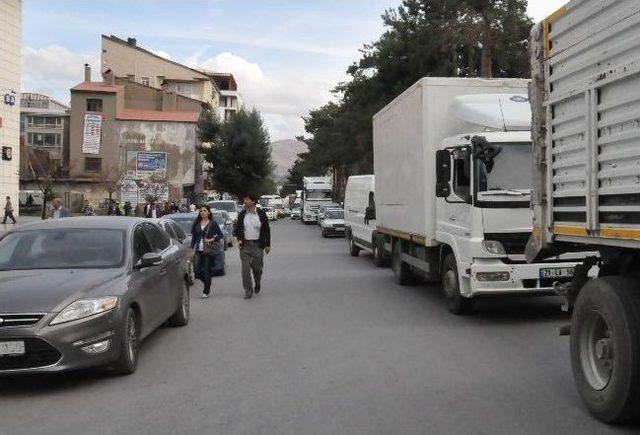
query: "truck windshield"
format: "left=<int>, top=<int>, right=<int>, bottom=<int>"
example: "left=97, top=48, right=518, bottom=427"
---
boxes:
left=476, top=142, right=532, bottom=193
left=306, top=191, right=332, bottom=200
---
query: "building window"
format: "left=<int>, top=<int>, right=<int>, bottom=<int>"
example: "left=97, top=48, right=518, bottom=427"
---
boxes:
left=87, top=99, right=103, bottom=112
left=141, top=77, right=150, bottom=86
left=225, top=109, right=234, bottom=121
left=85, top=157, right=102, bottom=173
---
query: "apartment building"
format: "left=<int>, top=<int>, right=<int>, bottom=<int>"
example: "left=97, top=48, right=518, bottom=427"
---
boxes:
left=62, top=65, right=204, bottom=205
left=0, top=0, right=22, bottom=210
left=102, top=35, right=244, bottom=121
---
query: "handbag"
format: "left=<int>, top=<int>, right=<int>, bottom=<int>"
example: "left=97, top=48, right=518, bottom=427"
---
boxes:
left=202, top=223, right=223, bottom=256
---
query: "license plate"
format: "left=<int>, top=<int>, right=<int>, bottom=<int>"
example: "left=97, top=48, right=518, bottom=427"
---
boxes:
left=0, top=340, right=25, bottom=357
left=540, top=267, right=574, bottom=279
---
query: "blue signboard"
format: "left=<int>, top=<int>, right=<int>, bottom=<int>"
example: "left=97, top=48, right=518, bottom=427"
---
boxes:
left=136, top=152, right=167, bottom=174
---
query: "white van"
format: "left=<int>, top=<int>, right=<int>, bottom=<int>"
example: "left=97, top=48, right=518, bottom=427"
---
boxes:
left=344, top=175, right=387, bottom=266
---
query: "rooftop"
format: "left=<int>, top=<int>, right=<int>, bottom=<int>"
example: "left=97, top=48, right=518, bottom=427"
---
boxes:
left=116, top=108, right=199, bottom=123
left=71, top=82, right=124, bottom=94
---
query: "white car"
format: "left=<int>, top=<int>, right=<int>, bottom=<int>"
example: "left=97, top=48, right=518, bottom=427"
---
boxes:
left=207, top=200, right=239, bottom=222
left=263, top=206, right=278, bottom=221
left=320, top=208, right=345, bottom=238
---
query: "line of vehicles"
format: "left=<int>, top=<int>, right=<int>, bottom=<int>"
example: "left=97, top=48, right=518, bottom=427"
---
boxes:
left=299, top=1, right=640, bottom=422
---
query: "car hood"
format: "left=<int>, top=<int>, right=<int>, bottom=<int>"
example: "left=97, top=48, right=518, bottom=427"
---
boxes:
left=0, top=269, right=126, bottom=313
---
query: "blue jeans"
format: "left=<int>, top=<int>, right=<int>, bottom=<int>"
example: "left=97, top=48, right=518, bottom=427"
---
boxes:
left=194, top=251, right=213, bottom=294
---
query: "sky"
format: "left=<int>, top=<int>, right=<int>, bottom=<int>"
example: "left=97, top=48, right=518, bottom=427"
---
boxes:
left=21, top=0, right=568, bottom=142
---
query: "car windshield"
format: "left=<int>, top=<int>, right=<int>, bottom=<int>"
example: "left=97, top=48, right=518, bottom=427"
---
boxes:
left=306, top=190, right=332, bottom=200
left=264, top=207, right=273, bottom=212
left=165, top=215, right=197, bottom=233
left=209, top=201, right=236, bottom=212
left=0, top=229, right=125, bottom=270
left=476, top=142, right=532, bottom=193
left=212, top=213, right=226, bottom=224
left=325, top=210, right=344, bottom=219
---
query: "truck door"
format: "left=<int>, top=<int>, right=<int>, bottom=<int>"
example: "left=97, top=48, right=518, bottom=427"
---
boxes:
left=441, top=148, right=473, bottom=264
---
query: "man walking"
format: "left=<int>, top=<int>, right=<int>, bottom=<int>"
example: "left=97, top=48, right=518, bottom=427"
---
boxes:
left=50, top=198, right=70, bottom=219
left=234, top=194, right=271, bottom=299
left=3, top=196, right=16, bottom=224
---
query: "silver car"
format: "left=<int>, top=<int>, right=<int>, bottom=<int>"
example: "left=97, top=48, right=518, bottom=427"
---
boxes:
left=0, top=217, right=190, bottom=376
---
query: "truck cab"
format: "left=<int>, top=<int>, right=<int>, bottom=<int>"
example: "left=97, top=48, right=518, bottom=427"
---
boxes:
left=302, top=176, right=333, bottom=224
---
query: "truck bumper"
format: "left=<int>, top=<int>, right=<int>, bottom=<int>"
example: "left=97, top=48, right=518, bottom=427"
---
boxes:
left=468, top=258, right=580, bottom=296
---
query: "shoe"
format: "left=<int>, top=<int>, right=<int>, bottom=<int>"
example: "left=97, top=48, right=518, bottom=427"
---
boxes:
left=254, top=284, right=261, bottom=294
left=244, top=293, right=252, bottom=299
left=201, top=293, right=209, bottom=299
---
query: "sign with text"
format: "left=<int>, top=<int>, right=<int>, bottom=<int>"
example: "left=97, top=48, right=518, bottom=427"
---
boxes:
left=136, top=152, right=167, bottom=178
left=82, top=113, right=102, bottom=154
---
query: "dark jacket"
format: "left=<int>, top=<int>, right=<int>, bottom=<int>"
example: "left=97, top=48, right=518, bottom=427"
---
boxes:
left=234, top=208, right=271, bottom=248
left=190, top=220, right=225, bottom=250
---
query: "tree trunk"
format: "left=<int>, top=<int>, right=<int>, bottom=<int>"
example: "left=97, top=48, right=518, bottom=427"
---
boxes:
left=480, top=13, right=493, bottom=78
left=41, top=199, right=47, bottom=220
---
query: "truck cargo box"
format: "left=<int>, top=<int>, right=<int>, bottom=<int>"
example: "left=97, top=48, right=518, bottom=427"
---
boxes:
left=373, top=77, right=529, bottom=247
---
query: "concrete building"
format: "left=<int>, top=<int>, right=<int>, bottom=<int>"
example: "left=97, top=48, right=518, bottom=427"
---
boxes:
left=101, top=35, right=243, bottom=122
left=20, top=93, right=70, bottom=176
left=0, top=0, right=22, bottom=212
left=60, top=65, right=204, bottom=207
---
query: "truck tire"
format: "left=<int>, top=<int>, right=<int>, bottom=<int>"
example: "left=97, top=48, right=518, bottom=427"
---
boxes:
left=392, top=239, right=413, bottom=285
left=441, top=254, right=473, bottom=315
left=373, top=236, right=387, bottom=268
left=349, top=233, right=361, bottom=257
left=570, top=276, right=640, bottom=423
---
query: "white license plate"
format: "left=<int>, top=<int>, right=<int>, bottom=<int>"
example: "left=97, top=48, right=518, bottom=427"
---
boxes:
left=540, top=267, right=574, bottom=279
left=0, top=340, right=25, bottom=357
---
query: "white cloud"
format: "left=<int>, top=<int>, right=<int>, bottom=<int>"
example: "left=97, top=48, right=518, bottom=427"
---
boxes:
left=527, top=0, right=568, bottom=22
left=193, top=52, right=339, bottom=140
left=22, top=45, right=99, bottom=103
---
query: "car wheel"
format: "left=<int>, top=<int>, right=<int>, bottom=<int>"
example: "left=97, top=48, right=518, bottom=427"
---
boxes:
left=169, top=280, right=190, bottom=327
left=322, top=229, right=327, bottom=238
left=111, top=307, right=140, bottom=375
left=441, top=254, right=473, bottom=315
left=349, top=234, right=361, bottom=257
left=373, top=238, right=386, bottom=267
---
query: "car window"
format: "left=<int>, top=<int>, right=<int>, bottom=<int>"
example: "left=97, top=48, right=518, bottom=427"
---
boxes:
left=170, top=221, right=186, bottom=241
left=142, top=223, right=171, bottom=253
left=133, top=226, right=154, bottom=263
left=162, top=222, right=177, bottom=239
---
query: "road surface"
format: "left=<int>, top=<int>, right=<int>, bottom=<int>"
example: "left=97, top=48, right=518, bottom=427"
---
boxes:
left=0, top=219, right=638, bottom=434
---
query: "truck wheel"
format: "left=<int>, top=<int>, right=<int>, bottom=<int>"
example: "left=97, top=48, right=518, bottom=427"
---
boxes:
left=570, top=276, right=640, bottom=423
left=441, top=254, right=472, bottom=315
left=349, top=234, right=361, bottom=257
left=392, top=240, right=413, bottom=285
left=373, top=237, right=387, bottom=267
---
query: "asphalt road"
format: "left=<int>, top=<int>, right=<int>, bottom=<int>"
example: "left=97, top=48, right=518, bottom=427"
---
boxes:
left=1, top=219, right=638, bottom=435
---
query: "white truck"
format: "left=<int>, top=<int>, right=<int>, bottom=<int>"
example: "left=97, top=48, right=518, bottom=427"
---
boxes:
left=344, top=175, right=388, bottom=266
left=373, top=77, right=586, bottom=314
left=301, top=176, right=333, bottom=224
left=526, top=1, right=640, bottom=423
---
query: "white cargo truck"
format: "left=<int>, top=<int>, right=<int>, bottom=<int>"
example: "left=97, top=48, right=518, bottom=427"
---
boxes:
left=301, top=176, right=333, bottom=224
left=373, top=77, right=586, bottom=314
left=344, top=175, right=388, bottom=266
left=527, top=1, right=640, bottom=423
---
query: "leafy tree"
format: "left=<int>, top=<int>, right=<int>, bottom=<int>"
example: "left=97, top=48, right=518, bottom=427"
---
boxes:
left=295, top=0, right=533, bottom=189
left=199, top=109, right=274, bottom=198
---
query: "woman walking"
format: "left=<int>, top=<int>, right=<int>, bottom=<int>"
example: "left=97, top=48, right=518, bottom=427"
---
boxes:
left=191, top=205, right=225, bottom=298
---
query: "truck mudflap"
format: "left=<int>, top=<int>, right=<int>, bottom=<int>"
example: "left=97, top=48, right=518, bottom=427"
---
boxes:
left=468, top=258, right=582, bottom=296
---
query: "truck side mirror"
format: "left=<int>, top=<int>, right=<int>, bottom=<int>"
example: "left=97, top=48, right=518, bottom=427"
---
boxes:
left=365, top=206, right=376, bottom=221
left=435, top=150, right=451, bottom=198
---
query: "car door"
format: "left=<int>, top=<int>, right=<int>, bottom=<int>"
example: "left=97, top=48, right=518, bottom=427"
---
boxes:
left=130, top=224, right=165, bottom=335
left=142, top=223, right=180, bottom=321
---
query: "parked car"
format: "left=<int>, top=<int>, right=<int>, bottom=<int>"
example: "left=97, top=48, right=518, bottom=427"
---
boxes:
left=207, top=200, right=239, bottom=223
left=317, top=203, right=340, bottom=225
left=291, top=207, right=301, bottom=220
left=163, top=212, right=226, bottom=275
left=153, top=218, right=194, bottom=285
left=283, top=207, right=291, bottom=217
left=263, top=206, right=278, bottom=221
left=211, top=210, right=234, bottom=248
left=320, top=208, right=345, bottom=238
left=0, top=217, right=190, bottom=375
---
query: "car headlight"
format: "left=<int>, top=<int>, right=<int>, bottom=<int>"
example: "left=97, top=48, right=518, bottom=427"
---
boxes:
left=50, top=297, right=118, bottom=325
left=483, top=240, right=506, bottom=255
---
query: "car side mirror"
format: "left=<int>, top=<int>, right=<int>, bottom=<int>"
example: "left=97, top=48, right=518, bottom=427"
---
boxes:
left=365, top=206, right=376, bottom=221
left=136, top=252, right=163, bottom=269
left=435, top=150, right=451, bottom=198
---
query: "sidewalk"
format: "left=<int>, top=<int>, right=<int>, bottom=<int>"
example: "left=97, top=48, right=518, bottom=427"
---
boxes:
left=0, top=215, right=43, bottom=234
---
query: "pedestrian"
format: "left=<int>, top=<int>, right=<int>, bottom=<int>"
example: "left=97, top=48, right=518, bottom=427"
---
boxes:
left=50, top=198, right=70, bottom=219
left=123, top=201, right=132, bottom=216
left=233, top=194, right=271, bottom=299
left=144, top=201, right=156, bottom=218
left=2, top=196, right=16, bottom=224
left=189, top=203, right=196, bottom=212
left=191, top=205, right=225, bottom=299
left=114, top=202, right=123, bottom=216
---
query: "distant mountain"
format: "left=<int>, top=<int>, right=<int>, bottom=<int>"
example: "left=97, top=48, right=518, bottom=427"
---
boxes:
left=270, top=139, right=307, bottom=182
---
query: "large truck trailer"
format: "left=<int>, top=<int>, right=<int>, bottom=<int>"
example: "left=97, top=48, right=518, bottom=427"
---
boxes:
left=527, top=0, right=640, bottom=423
left=373, top=77, right=587, bottom=314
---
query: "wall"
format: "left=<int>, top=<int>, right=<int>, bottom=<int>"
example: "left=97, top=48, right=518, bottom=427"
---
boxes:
left=116, top=120, right=197, bottom=202
left=0, top=0, right=21, bottom=213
